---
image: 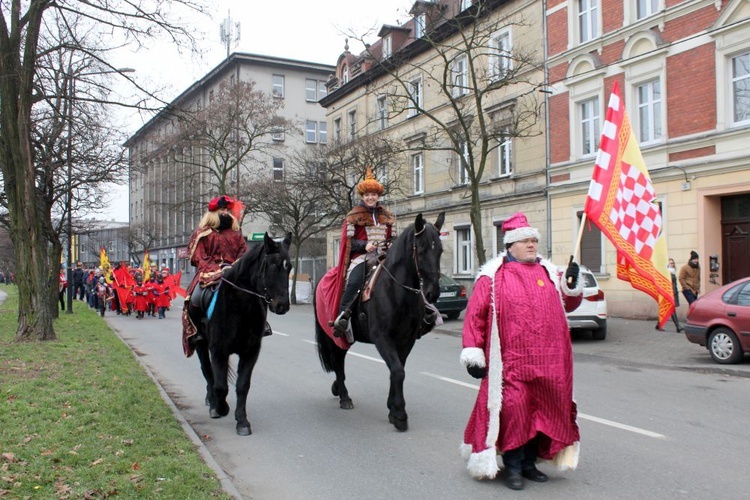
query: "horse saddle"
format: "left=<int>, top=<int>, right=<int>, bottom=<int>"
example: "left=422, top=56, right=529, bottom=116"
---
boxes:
left=361, top=256, right=386, bottom=303
left=190, top=284, right=220, bottom=320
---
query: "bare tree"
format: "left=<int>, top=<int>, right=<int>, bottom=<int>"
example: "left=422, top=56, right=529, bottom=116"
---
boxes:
left=351, top=0, right=545, bottom=266
left=0, top=1, right=207, bottom=340
left=165, top=79, right=293, bottom=201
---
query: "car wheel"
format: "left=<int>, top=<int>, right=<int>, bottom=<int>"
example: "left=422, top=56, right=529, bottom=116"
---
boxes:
left=592, top=326, right=607, bottom=341
left=708, top=327, right=744, bottom=364
left=446, top=311, right=461, bottom=320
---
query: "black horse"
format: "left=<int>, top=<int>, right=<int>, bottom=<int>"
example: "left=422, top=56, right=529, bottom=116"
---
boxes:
left=190, top=233, right=292, bottom=436
left=315, top=212, right=444, bottom=431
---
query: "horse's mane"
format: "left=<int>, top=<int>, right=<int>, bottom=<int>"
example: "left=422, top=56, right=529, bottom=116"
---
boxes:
left=387, top=221, right=438, bottom=264
left=224, top=243, right=265, bottom=281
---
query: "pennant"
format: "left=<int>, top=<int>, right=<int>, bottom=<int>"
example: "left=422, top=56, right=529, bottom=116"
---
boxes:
left=143, top=251, right=151, bottom=282
left=583, top=81, right=675, bottom=327
left=99, top=247, right=113, bottom=284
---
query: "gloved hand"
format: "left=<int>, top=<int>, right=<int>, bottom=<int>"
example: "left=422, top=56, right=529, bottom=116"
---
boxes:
left=565, top=261, right=580, bottom=287
left=466, top=365, right=487, bottom=379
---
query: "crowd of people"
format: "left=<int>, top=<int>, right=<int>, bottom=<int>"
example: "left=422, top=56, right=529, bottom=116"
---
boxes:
left=60, top=261, right=183, bottom=318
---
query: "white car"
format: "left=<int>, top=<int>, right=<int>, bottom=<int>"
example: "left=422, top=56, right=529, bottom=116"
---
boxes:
left=559, top=265, right=608, bottom=340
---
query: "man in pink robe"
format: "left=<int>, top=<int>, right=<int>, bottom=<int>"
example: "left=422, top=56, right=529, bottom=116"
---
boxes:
left=460, top=212, right=583, bottom=490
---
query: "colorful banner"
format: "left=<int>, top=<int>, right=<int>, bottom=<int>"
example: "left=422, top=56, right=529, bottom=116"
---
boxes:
left=143, top=251, right=151, bottom=282
left=583, top=81, right=675, bottom=327
left=99, top=247, right=113, bottom=284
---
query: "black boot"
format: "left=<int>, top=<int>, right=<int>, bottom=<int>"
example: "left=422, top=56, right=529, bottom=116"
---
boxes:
left=333, top=310, right=351, bottom=336
left=263, top=321, right=273, bottom=336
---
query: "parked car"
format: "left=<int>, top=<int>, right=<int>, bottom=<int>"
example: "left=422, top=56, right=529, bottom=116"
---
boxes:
left=435, top=274, right=468, bottom=320
left=561, top=265, right=607, bottom=340
left=684, top=276, right=750, bottom=364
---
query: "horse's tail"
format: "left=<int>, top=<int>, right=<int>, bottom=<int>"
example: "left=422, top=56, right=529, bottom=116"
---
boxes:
left=313, top=295, right=337, bottom=373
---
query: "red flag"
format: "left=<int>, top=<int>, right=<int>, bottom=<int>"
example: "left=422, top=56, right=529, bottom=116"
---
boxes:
left=583, top=81, right=675, bottom=327
left=167, top=271, right=186, bottom=298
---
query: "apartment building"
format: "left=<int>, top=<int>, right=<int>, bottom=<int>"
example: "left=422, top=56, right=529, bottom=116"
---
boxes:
left=320, top=0, right=547, bottom=290
left=546, top=0, right=750, bottom=317
left=125, top=53, right=334, bottom=273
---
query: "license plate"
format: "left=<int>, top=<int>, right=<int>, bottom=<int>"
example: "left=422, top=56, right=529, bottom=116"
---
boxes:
left=440, top=291, right=456, bottom=298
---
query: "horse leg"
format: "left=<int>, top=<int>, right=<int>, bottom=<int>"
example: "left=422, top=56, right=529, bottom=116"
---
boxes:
left=333, top=348, right=353, bottom=410
left=315, top=314, right=353, bottom=409
left=375, top=339, right=410, bottom=431
left=234, top=346, right=260, bottom=436
left=209, top=348, right=231, bottom=418
left=194, top=341, right=219, bottom=416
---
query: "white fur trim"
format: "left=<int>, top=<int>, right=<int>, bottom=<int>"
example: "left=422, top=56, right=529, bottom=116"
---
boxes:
left=503, top=226, right=541, bottom=245
left=546, top=441, right=580, bottom=471
left=485, top=266, right=503, bottom=451
left=464, top=446, right=500, bottom=479
left=460, top=347, right=486, bottom=368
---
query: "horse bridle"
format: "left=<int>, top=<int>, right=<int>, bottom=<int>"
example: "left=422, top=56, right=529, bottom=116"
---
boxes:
left=219, top=254, right=273, bottom=304
left=379, top=224, right=431, bottom=295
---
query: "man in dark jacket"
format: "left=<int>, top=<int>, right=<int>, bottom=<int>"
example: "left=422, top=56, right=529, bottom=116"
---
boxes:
left=72, top=262, right=85, bottom=300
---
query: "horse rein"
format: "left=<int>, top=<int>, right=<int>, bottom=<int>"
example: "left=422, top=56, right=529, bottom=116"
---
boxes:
left=379, top=225, right=431, bottom=295
left=219, top=255, right=272, bottom=304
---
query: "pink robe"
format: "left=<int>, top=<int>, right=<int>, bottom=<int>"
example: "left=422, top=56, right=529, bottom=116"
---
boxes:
left=460, top=254, right=583, bottom=479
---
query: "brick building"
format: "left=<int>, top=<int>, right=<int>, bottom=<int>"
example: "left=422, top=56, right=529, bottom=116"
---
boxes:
left=545, top=0, right=750, bottom=318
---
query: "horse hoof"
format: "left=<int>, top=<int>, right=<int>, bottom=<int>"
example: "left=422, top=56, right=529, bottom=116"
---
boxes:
left=205, top=396, right=210, bottom=406
left=389, top=414, right=408, bottom=432
left=331, top=381, right=339, bottom=397
left=217, top=402, right=230, bottom=417
left=209, top=408, right=221, bottom=419
left=236, top=425, right=252, bottom=436
left=340, top=399, right=354, bottom=410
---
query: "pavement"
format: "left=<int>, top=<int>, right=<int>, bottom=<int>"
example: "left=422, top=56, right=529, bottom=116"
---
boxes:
left=432, top=312, right=750, bottom=378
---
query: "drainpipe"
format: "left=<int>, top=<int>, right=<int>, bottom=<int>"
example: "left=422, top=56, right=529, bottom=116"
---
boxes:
left=542, top=0, right=552, bottom=259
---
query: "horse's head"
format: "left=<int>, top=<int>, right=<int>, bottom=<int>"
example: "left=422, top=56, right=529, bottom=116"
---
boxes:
left=262, top=232, right=293, bottom=315
left=413, top=212, right=445, bottom=304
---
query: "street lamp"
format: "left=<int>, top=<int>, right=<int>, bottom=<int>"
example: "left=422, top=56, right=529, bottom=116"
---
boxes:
left=66, top=66, right=135, bottom=314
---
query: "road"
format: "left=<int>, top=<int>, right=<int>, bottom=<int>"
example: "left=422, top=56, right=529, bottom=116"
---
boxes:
left=105, top=301, right=750, bottom=500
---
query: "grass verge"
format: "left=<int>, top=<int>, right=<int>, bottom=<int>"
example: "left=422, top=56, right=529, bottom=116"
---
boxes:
left=0, top=285, right=231, bottom=499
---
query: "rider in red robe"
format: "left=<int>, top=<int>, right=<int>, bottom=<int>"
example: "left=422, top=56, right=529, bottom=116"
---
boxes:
left=181, top=195, right=247, bottom=357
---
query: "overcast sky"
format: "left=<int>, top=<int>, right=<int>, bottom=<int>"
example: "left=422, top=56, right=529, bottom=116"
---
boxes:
left=104, top=0, right=413, bottom=220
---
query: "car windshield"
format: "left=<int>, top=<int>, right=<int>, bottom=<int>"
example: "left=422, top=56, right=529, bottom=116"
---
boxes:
left=581, top=272, right=597, bottom=288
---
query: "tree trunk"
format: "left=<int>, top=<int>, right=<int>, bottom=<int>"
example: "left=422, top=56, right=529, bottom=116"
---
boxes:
left=290, top=245, right=301, bottom=306
left=470, top=189, right=487, bottom=267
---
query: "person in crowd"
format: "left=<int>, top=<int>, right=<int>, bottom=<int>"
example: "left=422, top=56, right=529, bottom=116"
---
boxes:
left=181, top=195, right=252, bottom=356
left=678, top=251, right=700, bottom=305
left=460, top=212, right=583, bottom=490
left=72, top=262, right=85, bottom=300
left=58, top=268, right=67, bottom=311
left=95, top=276, right=112, bottom=317
left=133, top=274, right=149, bottom=320
left=656, top=258, right=684, bottom=332
left=332, top=167, right=396, bottom=342
left=145, top=274, right=157, bottom=317
left=153, top=274, right=171, bottom=319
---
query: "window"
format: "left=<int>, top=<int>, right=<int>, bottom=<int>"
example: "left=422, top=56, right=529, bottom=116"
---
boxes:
left=578, top=0, right=599, bottom=44
left=383, top=35, right=392, bottom=59
left=318, top=81, right=328, bottom=101
left=273, top=158, right=285, bottom=181
left=489, top=31, right=511, bottom=80
left=637, top=0, right=658, bottom=20
left=414, top=13, right=426, bottom=38
left=457, top=141, right=469, bottom=185
left=347, top=109, right=357, bottom=140
left=342, top=66, right=350, bottom=84
left=461, top=0, right=473, bottom=11
left=377, top=95, right=388, bottom=130
left=230, top=75, right=235, bottom=86
left=319, top=122, right=327, bottom=144
left=456, top=227, right=473, bottom=274
left=498, top=130, right=512, bottom=176
left=578, top=211, right=602, bottom=273
left=305, top=120, right=317, bottom=143
left=732, top=52, right=750, bottom=124
left=272, top=74, right=285, bottom=98
left=208, top=90, right=214, bottom=104
left=408, top=77, right=422, bottom=117
left=305, top=79, right=317, bottom=102
left=196, top=98, right=202, bottom=111
left=637, top=80, right=662, bottom=144
left=579, top=97, right=600, bottom=156
left=494, top=221, right=506, bottom=257
left=452, top=55, right=468, bottom=97
left=413, top=153, right=424, bottom=194
left=271, top=128, right=285, bottom=142
left=333, top=118, right=341, bottom=143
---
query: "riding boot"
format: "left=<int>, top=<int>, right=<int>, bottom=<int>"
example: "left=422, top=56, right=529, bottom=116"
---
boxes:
left=334, top=263, right=365, bottom=337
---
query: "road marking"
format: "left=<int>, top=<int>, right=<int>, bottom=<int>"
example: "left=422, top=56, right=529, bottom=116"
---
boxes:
left=420, top=372, right=667, bottom=439
left=273, top=331, right=290, bottom=337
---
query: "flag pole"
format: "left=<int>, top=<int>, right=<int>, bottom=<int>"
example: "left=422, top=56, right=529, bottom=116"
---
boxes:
left=566, top=213, right=588, bottom=287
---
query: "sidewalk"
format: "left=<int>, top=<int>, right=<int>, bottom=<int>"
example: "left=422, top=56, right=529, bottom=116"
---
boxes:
left=432, top=313, right=750, bottom=378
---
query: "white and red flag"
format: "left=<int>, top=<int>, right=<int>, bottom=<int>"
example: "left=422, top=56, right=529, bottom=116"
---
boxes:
left=583, top=81, right=675, bottom=326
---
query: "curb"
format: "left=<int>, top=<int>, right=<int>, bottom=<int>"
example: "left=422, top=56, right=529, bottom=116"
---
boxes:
left=108, top=324, right=246, bottom=500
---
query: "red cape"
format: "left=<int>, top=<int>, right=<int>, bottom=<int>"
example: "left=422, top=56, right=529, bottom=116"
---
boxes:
left=315, top=222, right=352, bottom=350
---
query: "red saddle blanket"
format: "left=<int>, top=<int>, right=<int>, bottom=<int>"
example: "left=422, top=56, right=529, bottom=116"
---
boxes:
left=315, top=266, right=351, bottom=350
